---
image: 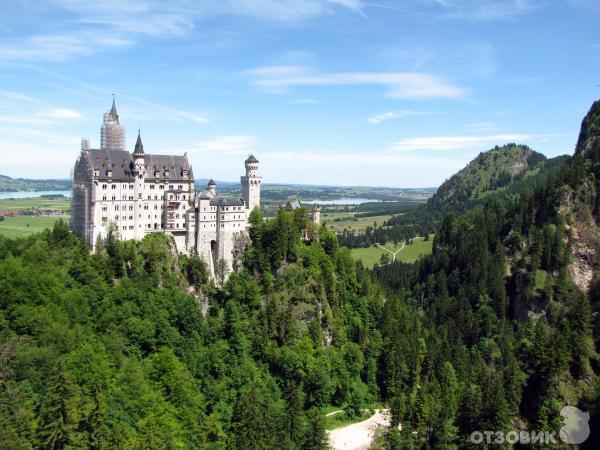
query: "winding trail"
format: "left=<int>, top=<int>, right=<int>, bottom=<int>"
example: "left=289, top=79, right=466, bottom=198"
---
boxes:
left=327, top=409, right=391, bottom=450
left=375, top=243, right=405, bottom=262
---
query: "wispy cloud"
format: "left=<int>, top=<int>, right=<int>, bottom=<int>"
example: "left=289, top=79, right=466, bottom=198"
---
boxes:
left=4, top=66, right=209, bottom=126
left=419, top=0, right=540, bottom=21
left=0, top=90, right=82, bottom=125
left=246, top=66, right=467, bottom=99
left=194, top=135, right=257, bottom=154
left=367, top=109, right=438, bottom=124
left=0, top=1, right=366, bottom=63
left=389, top=133, right=532, bottom=151
left=382, top=41, right=496, bottom=78
left=0, top=32, right=132, bottom=62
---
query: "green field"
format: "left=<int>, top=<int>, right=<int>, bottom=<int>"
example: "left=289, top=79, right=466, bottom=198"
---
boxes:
left=324, top=214, right=393, bottom=232
left=350, top=237, right=433, bottom=268
left=0, top=197, right=70, bottom=211
left=0, top=216, right=69, bottom=239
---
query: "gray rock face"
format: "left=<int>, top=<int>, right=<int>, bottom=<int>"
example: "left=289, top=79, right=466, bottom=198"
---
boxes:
left=575, top=99, right=600, bottom=156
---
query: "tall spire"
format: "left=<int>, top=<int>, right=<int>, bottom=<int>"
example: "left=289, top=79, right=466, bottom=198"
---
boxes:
left=110, top=94, right=118, bottom=121
left=134, top=129, right=144, bottom=155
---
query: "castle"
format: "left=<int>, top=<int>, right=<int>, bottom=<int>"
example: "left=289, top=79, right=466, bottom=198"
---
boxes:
left=71, top=100, right=261, bottom=276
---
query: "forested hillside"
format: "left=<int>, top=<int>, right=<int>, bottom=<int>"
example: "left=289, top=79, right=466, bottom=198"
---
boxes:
left=0, top=210, right=388, bottom=449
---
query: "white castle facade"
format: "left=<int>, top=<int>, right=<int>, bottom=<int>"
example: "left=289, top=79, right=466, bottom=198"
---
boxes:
left=71, top=100, right=262, bottom=276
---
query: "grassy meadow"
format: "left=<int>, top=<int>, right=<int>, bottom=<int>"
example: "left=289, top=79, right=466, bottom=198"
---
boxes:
left=0, top=197, right=71, bottom=239
left=350, top=236, right=433, bottom=268
left=0, top=215, right=69, bottom=239
left=324, top=213, right=394, bottom=232
left=0, top=197, right=70, bottom=211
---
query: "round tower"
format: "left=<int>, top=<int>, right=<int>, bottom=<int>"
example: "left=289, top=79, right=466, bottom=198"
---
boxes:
left=241, top=154, right=262, bottom=212
left=312, top=205, right=321, bottom=225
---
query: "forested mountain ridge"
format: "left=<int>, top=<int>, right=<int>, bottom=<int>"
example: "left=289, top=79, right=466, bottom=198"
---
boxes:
left=429, top=144, right=547, bottom=213
left=0, top=175, right=71, bottom=192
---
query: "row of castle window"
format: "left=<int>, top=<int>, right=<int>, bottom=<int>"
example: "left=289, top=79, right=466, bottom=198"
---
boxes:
left=221, top=214, right=244, bottom=220
left=102, top=183, right=187, bottom=190
left=102, top=194, right=181, bottom=201
left=199, top=223, right=243, bottom=228
left=102, top=214, right=162, bottom=222
left=102, top=204, right=164, bottom=211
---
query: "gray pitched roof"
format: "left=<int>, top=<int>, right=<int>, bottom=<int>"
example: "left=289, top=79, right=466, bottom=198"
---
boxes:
left=209, top=198, right=244, bottom=207
left=281, top=199, right=302, bottom=210
left=245, top=154, right=259, bottom=164
left=109, top=99, right=119, bottom=122
left=87, top=148, right=191, bottom=181
left=133, top=131, right=144, bottom=155
left=208, top=178, right=216, bottom=186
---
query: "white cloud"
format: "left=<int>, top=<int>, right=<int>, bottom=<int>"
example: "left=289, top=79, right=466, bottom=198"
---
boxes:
left=0, top=1, right=366, bottom=62
left=0, top=91, right=82, bottom=125
left=40, top=108, right=82, bottom=120
left=419, top=0, right=540, bottom=20
left=367, top=109, right=437, bottom=124
left=382, top=41, right=496, bottom=79
left=0, top=32, right=132, bottom=62
left=194, top=135, right=257, bottom=154
left=389, top=134, right=532, bottom=151
left=246, top=66, right=467, bottom=99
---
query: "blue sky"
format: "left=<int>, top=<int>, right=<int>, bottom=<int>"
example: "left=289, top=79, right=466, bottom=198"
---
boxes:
left=0, top=0, right=599, bottom=187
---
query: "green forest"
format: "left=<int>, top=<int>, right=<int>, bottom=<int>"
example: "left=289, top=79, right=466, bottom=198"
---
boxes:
left=1, top=101, right=600, bottom=449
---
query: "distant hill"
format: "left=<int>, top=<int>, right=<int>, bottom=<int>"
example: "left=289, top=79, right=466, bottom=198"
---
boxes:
left=384, top=144, right=569, bottom=235
left=0, top=175, right=71, bottom=192
left=428, top=144, right=566, bottom=215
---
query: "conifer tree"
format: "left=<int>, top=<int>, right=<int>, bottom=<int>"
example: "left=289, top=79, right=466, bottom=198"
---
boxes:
left=37, top=360, right=75, bottom=450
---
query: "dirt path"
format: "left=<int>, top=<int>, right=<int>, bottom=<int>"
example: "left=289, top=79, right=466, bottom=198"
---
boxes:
left=327, top=409, right=391, bottom=450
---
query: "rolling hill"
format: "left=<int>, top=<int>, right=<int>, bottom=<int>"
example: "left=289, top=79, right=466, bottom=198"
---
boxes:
left=385, top=144, right=569, bottom=234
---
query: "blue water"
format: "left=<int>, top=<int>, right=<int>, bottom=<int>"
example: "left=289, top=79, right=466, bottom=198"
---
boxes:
left=0, top=190, right=71, bottom=200
left=302, top=198, right=381, bottom=205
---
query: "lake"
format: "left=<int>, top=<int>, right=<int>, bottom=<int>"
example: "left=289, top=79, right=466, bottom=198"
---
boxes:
left=302, top=198, right=381, bottom=205
left=0, top=190, right=72, bottom=200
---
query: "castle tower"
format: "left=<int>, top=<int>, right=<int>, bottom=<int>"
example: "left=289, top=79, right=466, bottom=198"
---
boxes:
left=100, top=97, right=125, bottom=151
left=207, top=179, right=216, bottom=198
left=131, top=130, right=145, bottom=176
left=132, top=131, right=146, bottom=240
left=241, top=154, right=261, bottom=212
left=311, top=205, right=321, bottom=225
